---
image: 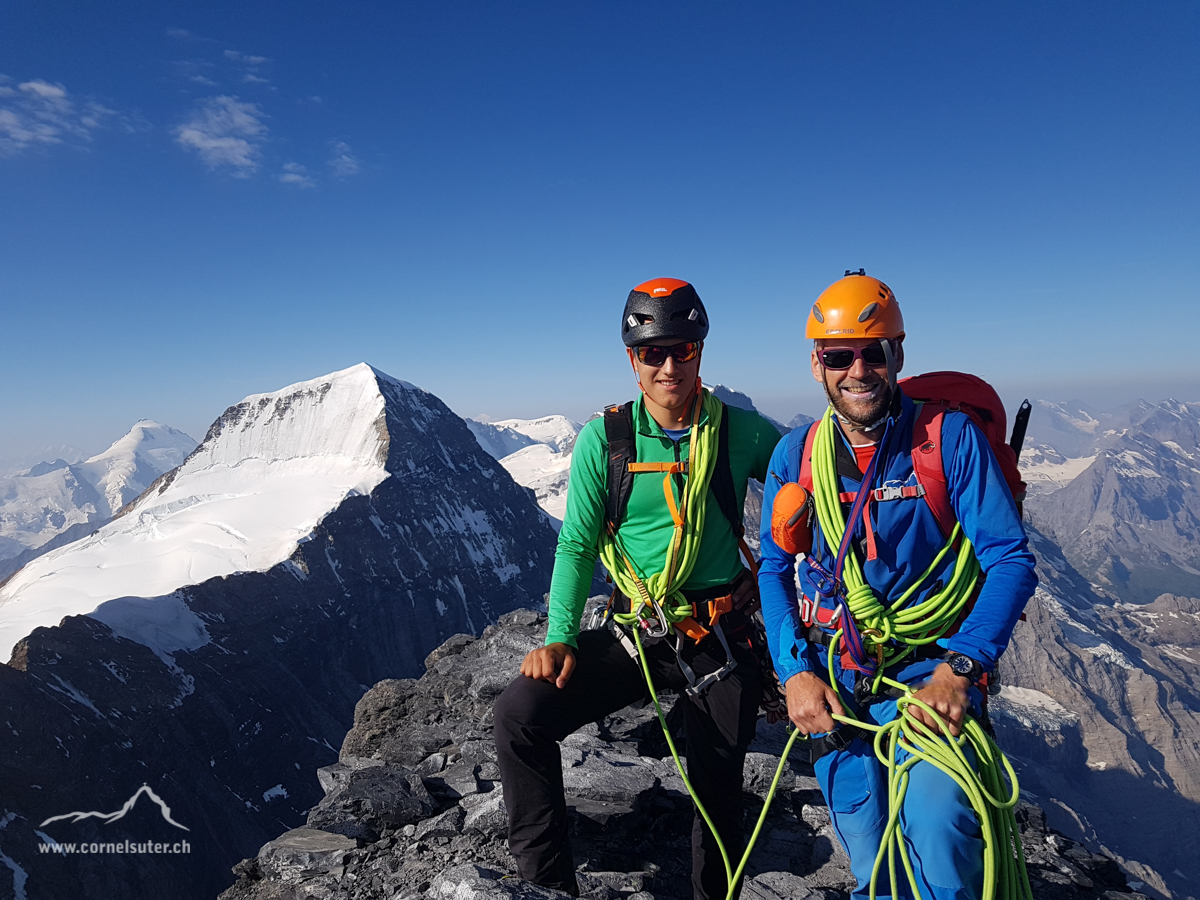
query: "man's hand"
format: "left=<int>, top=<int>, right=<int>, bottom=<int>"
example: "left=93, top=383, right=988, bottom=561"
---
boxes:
left=785, top=671, right=846, bottom=735
left=908, top=663, right=972, bottom=737
left=730, top=572, right=760, bottom=612
left=520, top=642, right=576, bottom=689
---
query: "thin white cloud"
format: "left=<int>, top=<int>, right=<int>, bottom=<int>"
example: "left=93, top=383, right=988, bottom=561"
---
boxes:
left=173, top=96, right=266, bottom=174
left=220, top=50, right=271, bottom=87
left=167, top=28, right=191, bottom=38
left=0, top=76, right=116, bottom=156
left=327, top=141, right=361, bottom=177
left=277, top=162, right=316, bottom=188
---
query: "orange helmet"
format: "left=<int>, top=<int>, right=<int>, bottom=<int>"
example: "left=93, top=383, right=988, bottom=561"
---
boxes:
left=805, top=270, right=904, bottom=340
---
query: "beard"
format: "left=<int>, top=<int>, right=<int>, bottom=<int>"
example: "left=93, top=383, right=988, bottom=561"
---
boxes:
left=823, top=375, right=893, bottom=428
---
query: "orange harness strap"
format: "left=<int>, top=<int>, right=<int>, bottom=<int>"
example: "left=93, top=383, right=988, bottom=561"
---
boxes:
left=627, top=453, right=690, bottom=526
left=627, top=461, right=688, bottom=473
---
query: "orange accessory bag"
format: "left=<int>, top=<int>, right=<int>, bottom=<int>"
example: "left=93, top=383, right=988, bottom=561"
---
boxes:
left=770, top=482, right=813, bottom=556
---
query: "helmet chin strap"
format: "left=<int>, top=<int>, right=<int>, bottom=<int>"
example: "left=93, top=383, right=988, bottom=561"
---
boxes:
left=829, top=338, right=898, bottom=434
left=880, top=337, right=898, bottom=395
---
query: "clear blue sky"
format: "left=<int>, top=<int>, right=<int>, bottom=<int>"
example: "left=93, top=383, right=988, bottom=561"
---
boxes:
left=2, top=1, right=1198, bottom=463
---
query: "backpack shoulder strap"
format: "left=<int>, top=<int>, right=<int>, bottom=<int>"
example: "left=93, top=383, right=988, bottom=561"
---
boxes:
left=603, top=402, right=636, bottom=533
left=798, top=421, right=820, bottom=493
left=911, top=401, right=957, bottom=539
left=708, top=402, right=743, bottom=537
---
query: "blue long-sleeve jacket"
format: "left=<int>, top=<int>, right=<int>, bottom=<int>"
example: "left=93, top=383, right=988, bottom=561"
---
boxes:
left=758, top=393, right=1037, bottom=687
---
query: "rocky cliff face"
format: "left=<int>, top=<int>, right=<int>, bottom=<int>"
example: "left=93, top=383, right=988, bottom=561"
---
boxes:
left=220, top=609, right=1149, bottom=900
left=994, top=525, right=1200, bottom=899
left=0, top=365, right=557, bottom=900
left=1028, top=399, right=1200, bottom=602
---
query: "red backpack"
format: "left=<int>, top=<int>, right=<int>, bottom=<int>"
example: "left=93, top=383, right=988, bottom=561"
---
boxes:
left=798, top=372, right=1029, bottom=540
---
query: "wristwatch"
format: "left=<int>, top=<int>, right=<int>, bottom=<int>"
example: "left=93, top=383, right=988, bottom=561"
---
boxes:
left=942, top=652, right=984, bottom=685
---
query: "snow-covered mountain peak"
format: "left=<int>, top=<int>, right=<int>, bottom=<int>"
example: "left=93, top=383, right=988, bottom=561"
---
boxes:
left=466, top=415, right=581, bottom=460
left=0, top=364, right=409, bottom=659
left=181, top=362, right=392, bottom=476
left=0, top=421, right=198, bottom=577
left=484, top=415, right=581, bottom=453
left=78, top=419, right=198, bottom=517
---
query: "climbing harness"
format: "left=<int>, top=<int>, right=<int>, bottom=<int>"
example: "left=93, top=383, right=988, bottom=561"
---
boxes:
left=598, top=388, right=761, bottom=695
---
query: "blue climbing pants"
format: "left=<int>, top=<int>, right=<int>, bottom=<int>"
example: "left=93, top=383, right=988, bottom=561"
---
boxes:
left=813, top=663, right=985, bottom=900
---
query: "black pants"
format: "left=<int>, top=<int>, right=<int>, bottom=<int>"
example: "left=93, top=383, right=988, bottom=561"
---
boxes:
left=493, top=624, right=762, bottom=900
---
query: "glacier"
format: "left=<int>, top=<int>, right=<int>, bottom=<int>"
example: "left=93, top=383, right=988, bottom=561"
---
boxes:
left=0, top=364, right=393, bottom=660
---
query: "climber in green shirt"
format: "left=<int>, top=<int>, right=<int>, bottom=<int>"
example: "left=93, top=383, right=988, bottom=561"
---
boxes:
left=494, top=278, right=781, bottom=900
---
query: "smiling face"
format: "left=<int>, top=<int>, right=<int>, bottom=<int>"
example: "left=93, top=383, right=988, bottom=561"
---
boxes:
left=810, top=337, right=903, bottom=432
left=629, top=339, right=703, bottom=425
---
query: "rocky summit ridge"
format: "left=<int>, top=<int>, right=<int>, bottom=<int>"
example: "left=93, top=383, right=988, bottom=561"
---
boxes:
left=222, top=606, right=1150, bottom=900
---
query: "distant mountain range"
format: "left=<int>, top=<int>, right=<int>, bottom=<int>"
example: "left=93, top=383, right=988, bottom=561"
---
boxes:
left=1025, top=398, right=1200, bottom=603
left=467, top=416, right=582, bottom=527
left=0, top=421, right=197, bottom=580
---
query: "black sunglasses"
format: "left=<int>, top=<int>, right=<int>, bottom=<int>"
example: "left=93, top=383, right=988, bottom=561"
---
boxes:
left=819, top=343, right=892, bottom=370
left=634, top=342, right=700, bottom=366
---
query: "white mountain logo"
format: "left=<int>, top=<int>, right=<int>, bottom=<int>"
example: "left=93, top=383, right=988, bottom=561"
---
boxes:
left=39, top=784, right=190, bottom=831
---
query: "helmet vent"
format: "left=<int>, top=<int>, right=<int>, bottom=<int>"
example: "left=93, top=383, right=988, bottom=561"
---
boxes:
left=858, top=302, right=879, bottom=322
left=811, top=304, right=825, bottom=324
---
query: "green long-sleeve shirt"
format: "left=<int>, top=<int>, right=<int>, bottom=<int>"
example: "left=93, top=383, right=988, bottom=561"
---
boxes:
left=545, top=397, right=782, bottom=647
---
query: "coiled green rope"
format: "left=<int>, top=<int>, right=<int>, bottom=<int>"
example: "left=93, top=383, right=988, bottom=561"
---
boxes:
left=809, top=407, right=982, bottom=691
left=599, top=389, right=723, bottom=632
left=824, top=637, right=1032, bottom=900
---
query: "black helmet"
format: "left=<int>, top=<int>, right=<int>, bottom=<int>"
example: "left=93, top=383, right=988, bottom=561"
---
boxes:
left=621, top=278, right=709, bottom=347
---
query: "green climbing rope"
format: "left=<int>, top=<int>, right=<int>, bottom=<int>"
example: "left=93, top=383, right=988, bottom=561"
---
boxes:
left=805, top=406, right=1032, bottom=899
left=824, top=638, right=1033, bottom=900
left=809, top=406, right=982, bottom=689
left=631, top=625, right=802, bottom=900
left=600, top=389, right=724, bottom=633
left=596, top=386, right=803, bottom=900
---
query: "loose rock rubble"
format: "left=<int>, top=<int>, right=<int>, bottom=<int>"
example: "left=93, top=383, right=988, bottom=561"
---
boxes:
left=221, top=608, right=1150, bottom=900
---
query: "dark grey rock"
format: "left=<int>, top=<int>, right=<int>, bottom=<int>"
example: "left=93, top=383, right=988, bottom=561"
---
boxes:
left=429, top=864, right=569, bottom=900
left=256, top=827, right=357, bottom=884
left=461, top=791, right=507, bottom=836
left=222, top=609, right=1150, bottom=900
left=415, top=806, right=466, bottom=841
left=307, top=765, right=437, bottom=842
left=318, top=756, right=386, bottom=796
left=743, top=871, right=829, bottom=900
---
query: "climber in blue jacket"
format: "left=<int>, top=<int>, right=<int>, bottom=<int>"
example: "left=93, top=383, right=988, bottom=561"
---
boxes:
left=758, top=272, right=1037, bottom=900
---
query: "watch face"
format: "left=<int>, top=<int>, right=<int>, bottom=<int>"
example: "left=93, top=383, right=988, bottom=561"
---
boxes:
left=949, top=655, right=973, bottom=676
